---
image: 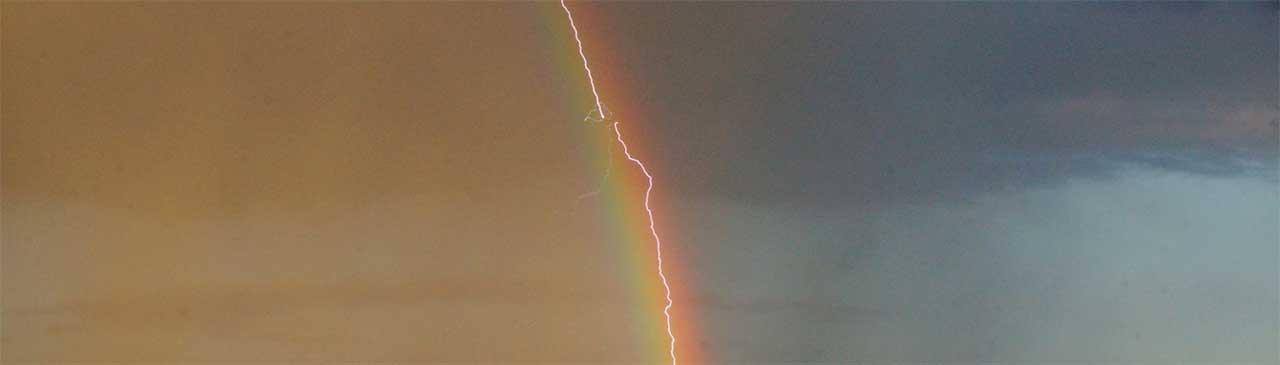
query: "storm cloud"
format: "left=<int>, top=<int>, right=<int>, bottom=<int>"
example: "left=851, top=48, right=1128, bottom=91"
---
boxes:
left=580, top=2, right=1277, bottom=205
left=575, top=2, right=1279, bottom=362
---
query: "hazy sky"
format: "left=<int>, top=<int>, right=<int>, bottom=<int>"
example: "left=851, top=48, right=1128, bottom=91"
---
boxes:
left=3, top=2, right=1277, bottom=363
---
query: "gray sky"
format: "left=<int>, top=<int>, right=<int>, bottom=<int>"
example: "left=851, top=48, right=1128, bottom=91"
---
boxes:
left=585, top=2, right=1277, bottom=205
left=678, top=168, right=1277, bottom=362
left=578, top=2, right=1278, bottom=362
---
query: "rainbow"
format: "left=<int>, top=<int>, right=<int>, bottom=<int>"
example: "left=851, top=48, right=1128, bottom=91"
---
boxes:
left=539, top=2, right=702, bottom=363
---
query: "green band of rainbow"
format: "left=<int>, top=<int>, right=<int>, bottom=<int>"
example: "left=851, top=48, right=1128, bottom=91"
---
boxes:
left=536, top=3, right=703, bottom=363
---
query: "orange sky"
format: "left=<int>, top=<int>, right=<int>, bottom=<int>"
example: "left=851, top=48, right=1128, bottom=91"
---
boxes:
left=3, top=2, right=650, bottom=361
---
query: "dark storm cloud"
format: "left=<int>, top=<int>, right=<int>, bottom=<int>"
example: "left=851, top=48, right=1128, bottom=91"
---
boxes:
left=573, top=6, right=1280, bottom=359
left=587, top=2, right=1277, bottom=205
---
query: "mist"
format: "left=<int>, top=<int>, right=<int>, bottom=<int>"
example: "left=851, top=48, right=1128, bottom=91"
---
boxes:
left=678, top=167, right=1277, bottom=362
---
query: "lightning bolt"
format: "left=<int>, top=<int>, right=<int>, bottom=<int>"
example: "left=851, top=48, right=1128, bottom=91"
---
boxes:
left=560, top=0, right=605, bottom=117
left=559, top=1, right=679, bottom=364
left=611, top=121, right=679, bottom=365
